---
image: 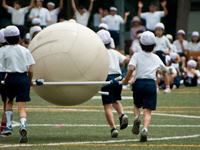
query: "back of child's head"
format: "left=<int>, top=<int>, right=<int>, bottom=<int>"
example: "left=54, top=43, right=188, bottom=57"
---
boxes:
left=140, top=31, right=156, bottom=52
left=187, top=60, right=197, bottom=68
left=0, top=29, right=7, bottom=46
left=166, top=34, right=173, bottom=41
left=97, top=30, right=111, bottom=48
left=98, top=23, right=109, bottom=31
left=4, top=25, right=20, bottom=45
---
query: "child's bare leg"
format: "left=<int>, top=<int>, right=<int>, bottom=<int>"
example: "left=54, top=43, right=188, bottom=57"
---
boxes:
left=18, top=102, right=27, bottom=128
left=113, top=100, right=123, bottom=116
left=134, top=105, right=140, bottom=118
left=143, top=108, right=152, bottom=131
left=104, top=104, right=115, bottom=129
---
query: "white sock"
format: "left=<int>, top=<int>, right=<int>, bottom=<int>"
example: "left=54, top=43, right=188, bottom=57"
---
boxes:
left=142, top=127, right=148, bottom=132
left=20, top=118, right=27, bottom=128
left=134, top=116, right=139, bottom=120
left=5, top=110, right=13, bottom=127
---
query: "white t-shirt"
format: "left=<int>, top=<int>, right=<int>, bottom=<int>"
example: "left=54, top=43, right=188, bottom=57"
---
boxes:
left=107, top=49, right=126, bottom=75
left=47, top=8, right=60, bottom=26
left=2, top=45, right=35, bottom=73
left=187, top=70, right=200, bottom=78
left=110, top=38, right=115, bottom=49
left=186, top=42, right=200, bottom=51
left=129, top=50, right=167, bottom=81
left=154, top=36, right=172, bottom=52
left=29, top=7, right=51, bottom=26
left=102, top=15, right=123, bottom=31
left=8, top=6, right=29, bottom=26
left=141, top=11, right=164, bottom=30
left=130, top=40, right=142, bottom=52
left=0, top=47, right=6, bottom=72
left=170, top=44, right=177, bottom=52
left=173, top=40, right=188, bottom=53
left=75, top=11, right=90, bottom=26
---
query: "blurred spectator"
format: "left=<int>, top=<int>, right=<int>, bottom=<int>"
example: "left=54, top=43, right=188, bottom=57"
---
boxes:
left=29, top=0, right=51, bottom=28
left=71, top=0, right=94, bottom=26
left=30, top=26, right=42, bottom=40
left=129, top=30, right=143, bottom=56
left=130, top=16, right=145, bottom=41
left=46, top=0, right=63, bottom=26
left=2, top=0, right=34, bottom=38
left=166, top=34, right=178, bottom=53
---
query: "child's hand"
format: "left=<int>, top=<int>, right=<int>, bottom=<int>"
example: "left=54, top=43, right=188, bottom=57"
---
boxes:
left=122, top=78, right=128, bottom=85
left=99, top=7, right=103, bottom=14
left=30, top=80, right=35, bottom=87
left=161, top=0, right=167, bottom=7
left=138, top=1, right=143, bottom=8
left=125, top=11, right=130, bottom=17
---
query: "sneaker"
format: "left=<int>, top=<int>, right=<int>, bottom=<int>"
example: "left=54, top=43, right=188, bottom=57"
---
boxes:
left=119, top=114, right=128, bottom=130
left=140, top=130, right=148, bottom=142
left=19, top=126, right=28, bottom=143
left=111, top=128, right=118, bottom=138
left=1, top=126, right=12, bottom=136
left=0, top=130, right=10, bottom=137
left=164, top=88, right=171, bottom=93
left=132, top=117, right=141, bottom=135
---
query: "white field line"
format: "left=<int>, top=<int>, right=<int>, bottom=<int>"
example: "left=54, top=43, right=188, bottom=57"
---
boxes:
left=92, top=96, right=133, bottom=100
left=1, top=134, right=200, bottom=148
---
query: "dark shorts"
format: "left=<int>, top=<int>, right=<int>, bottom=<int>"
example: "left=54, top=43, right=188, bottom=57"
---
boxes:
left=14, top=25, right=24, bottom=39
left=0, top=72, right=6, bottom=102
left=178, top=52, right=186, bottom=57
left=184, top=76, right=198, bottom=87
left=5, top=73, right=31, bottom=102
left=101, top=74, right=122, bottom=105
left=132, top=79, right=157, bottom=110
left=109, top=30, right=120, bottom=46
left=155, top=51, right=166, bottom=65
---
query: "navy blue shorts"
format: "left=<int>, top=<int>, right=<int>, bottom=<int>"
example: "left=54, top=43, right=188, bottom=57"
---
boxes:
left=155, top=51, right=166, bottom=65
left=101, top=74, right=122, bottom=105
left=109, top=30, right=120, bottom=46
left=178, top=52, right=186, bottom=57
left=5, top=73, right=31, bottom=102
left=0, top=72, right=6, bottom=102
left=132, top=79, right=157, bottom=110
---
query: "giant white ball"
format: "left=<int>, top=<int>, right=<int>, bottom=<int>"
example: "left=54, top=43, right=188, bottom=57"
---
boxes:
left=28, top=22, right=109, bottom=106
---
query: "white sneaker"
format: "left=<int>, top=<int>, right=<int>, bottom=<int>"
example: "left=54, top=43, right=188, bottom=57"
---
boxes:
left=164, top=88, right=171, bottom=93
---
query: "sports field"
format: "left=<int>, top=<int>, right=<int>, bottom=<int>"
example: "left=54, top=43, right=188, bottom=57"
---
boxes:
left=0, top=85, right=200, bottom=150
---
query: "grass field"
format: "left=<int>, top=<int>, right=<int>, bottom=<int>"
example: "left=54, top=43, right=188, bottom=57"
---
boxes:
left=0, top=85, right=200, bottom=150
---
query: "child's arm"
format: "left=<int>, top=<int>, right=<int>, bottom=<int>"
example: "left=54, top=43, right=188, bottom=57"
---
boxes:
left=71, top=0, right=78, bottom=13
left=27, top=0, right=35, bottom=10
left=123, top=11, right=130, bottom=24
left=137, top=1, right=143, bottom=17
left=161, top=0, right=168, bottom=16
left=58, top=0, right=63, bottom=11
left=123, top=58, right=130, bottom=64
left=88, top=0, right=94, bottom=14
left=2, top=0, right=9, bottom=10
left=122, top=65, right=135, bottom=85
left=28, top=65, right=34, bottom=86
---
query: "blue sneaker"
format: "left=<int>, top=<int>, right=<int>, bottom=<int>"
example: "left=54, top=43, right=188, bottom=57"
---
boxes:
left=1, top=126, right=12, bottom=135
left=19, top=126, right=28, bottom=143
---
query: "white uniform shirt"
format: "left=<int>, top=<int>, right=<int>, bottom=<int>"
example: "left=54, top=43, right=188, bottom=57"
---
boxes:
left=0, top=47, right=6, bottom=72
left=29, top=7, right=51, bottom=26
left=110, top=38, right=115, bottom=49
left=8, top=6, right=29, bottom=25
left=107, top=49, right=126, bottom=75
left=141, top=11, right=164, bottom=30
left=130, top=40, right=142, bottom=52
left=129, top=50, right=167, bottom=81
left=154, top=36, right=172, bottom=52
left=170, top=44, right=177, bottom=52
left=186, top=42, right=200, bottom=51
left=2, top=45, right=35, bottom=73
left=102, top=15, right=123, bottom=31
left=75, top=11, right=90, bottom=26
left=173, top=40, right=188, bottom=53
left=46, top=8, right=59, bottom=26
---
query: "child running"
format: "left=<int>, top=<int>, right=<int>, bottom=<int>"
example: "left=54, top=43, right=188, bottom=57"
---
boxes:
left=122, top=31, right=170, bottom=142
left=97, top=29, right=130, bottom=138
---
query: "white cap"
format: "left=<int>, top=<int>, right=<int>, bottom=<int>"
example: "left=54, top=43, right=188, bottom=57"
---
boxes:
left=68, top=19, right=76, bottom=23
left=26, top=33, right=30, bottom=40
left=98, top=23, right=109, bottom=30
left=110, top=7, right=117, bottom=11
left=177, top=29, right=185, bottom=35
left=131, top=16, right=141, bottom=23
left=30, top=26, right=42, bottom=39
left=166, top=34, right=173, bottom=40
left=170, top=52, right=177, bottom=60
left=140, top=31, right=156, bottom=46
left=192, top=31, right=199, bottom=37
left=97, top=30, right=111, bottom=45
left=32, top=18, right=41, bottom=25
left=47, top=2, right=55, bottom=7
left=4, top=25, right=20, bottom=37
left=0, top=29, right=6, bottom=43
left=187, top=60, right=197, bottom=68
left=155, top=22, right=165, bottom=30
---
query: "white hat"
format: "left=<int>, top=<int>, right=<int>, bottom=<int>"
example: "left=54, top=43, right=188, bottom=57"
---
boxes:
left=192, top=31, right=199, bottom=37
left=131, top=16, right=141, bottom=23
left=97, top=30, right=111, bottom=45
left=98, top=23, right=109, bottom=30
left=0, top=29, right=6, bottom=43
left=26, top=33, right=30, bottom=40
left=187, top=60, right=197, bottom=68
left=47, top=2, right=55, bottom=7
left=32, top=18, right=41, bottom=25
left=170, top=52, right=178, bottom=60
left=177, top=29, right=185, bottom=35
left=110, top=7, right=117, bottom=11
left=140, top=31, right=156, bottom=46
left=30, top=26, right=42, bottom=40
left=68, top=19, right=76, bottom=23
left=4, top=25, right=20, bottom=37
left=155, top=22, right=165, bottom=30
left=166, top=34, right=173, bottom=40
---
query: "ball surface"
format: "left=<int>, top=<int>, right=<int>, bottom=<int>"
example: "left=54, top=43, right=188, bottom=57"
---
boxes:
left=28, top=22, right=109, bottom=106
